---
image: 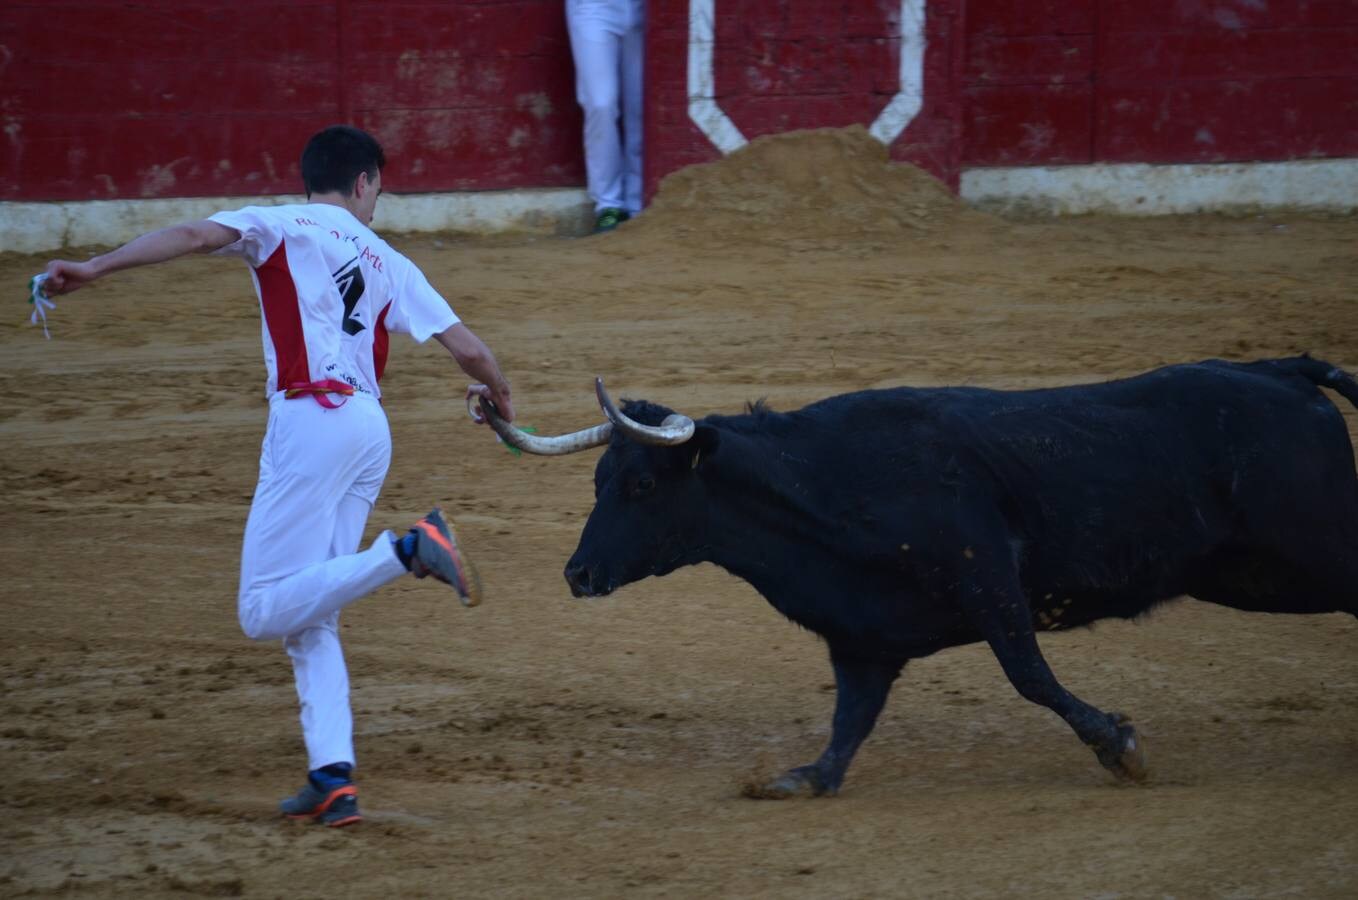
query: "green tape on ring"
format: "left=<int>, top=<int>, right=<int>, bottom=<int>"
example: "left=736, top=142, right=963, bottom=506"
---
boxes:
left=503, top=425, right=537, bottom=457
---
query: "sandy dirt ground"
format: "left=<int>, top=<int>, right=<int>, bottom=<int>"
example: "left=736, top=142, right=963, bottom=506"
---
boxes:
left=3, top=129, right=1358, bottom=898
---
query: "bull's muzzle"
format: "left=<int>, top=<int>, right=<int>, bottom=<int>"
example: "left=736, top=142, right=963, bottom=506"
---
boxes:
left=564, top=561, right=612, bottom=598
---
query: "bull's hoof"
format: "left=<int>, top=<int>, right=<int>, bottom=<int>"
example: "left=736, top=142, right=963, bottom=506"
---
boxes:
left=1100, top=713, right=1149, bottom=783
left=740, top=766, right=835, bottom=800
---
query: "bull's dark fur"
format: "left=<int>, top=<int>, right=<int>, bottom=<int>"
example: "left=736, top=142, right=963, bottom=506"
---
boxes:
left=564, top=357, right=1358, bottom=795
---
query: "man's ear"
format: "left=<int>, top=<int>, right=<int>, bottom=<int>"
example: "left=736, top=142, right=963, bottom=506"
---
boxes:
left=686, top=424, right=720, bottom=472
left=353, top=170, right=371, bottom=199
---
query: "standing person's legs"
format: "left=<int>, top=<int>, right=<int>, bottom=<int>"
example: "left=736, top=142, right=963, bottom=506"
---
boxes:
left=620, top=1, right=645, bottom=216
left=567, top=0, right=625, bottom=214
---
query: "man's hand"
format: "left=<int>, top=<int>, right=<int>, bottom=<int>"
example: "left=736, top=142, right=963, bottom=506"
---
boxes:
left=42, top=259, right=101, bottom=295
left=436, top=324, right=515, bottom=425
left=467, top=383, right=515, bottom=424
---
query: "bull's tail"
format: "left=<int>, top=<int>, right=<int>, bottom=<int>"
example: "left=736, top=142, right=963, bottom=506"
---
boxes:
left=1267, top=355, right=1358, bottom=410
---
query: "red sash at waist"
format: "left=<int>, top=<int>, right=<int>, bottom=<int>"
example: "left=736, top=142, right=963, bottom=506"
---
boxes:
left=284, top=379, right=356, bottom=409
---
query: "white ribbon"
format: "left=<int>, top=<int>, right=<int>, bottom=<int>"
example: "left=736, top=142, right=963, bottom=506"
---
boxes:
left=28, top=274, right=55, bottom=339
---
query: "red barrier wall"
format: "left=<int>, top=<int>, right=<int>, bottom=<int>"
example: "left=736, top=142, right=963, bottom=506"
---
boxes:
left=2, top=0, right=584, bottom=201
left=4, top=1, right=1356, bottom=204
left=961, top=0, right=1358, bottom=166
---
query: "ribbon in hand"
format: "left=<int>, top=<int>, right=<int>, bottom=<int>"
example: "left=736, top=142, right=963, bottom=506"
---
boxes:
left=27, top=274, right=55, bottom=339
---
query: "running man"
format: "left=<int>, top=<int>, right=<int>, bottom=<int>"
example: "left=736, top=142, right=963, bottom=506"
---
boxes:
left=40, top=125, right=516, bottom=827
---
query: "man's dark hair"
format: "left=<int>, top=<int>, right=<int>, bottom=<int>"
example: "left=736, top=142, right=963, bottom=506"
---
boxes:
left=301, top=125, right=386, bottom=197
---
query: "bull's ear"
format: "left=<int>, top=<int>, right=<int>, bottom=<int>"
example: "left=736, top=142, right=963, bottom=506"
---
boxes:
left=687, top=424, right=720, bottom=472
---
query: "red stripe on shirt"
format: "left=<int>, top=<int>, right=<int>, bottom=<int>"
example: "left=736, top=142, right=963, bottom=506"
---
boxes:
left=256, top=238, right=309, bottom=391
left=373, top=301, right=392, bottom=384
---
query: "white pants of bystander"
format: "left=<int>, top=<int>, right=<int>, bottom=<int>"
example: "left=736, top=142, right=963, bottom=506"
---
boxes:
left=567, top=0, right=646, bottom=215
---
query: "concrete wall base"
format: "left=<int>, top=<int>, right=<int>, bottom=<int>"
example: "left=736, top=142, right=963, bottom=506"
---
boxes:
left=961, top=159, right=1358, bottom=216
left=7, top=158, right=1356, bottom=255
left=3, top=188, right=594, bottom=255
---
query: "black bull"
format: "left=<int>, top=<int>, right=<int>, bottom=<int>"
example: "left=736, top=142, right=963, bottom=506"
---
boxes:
left=487, top=356, right=1358, bottom=796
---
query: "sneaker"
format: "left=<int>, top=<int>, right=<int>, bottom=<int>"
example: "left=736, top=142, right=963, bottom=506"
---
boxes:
left=593, top=208, right=631, bottom=233
left=410, top=508, right=483, bottom=607
left=280, top=781, right=362, bottom=828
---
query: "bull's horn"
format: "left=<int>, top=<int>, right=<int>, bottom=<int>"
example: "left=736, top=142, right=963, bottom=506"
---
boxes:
left=595, top=377, right=696, bottom=445
left=467, top=394, right=613, bottom=455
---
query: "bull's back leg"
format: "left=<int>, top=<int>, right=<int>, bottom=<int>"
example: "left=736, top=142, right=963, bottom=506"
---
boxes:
left=747, top=647, right=904, bottom=799
left=960, top=550, right=1146, bottom=781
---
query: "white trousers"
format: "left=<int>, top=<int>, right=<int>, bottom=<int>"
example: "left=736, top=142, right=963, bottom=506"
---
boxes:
left=238, top=393, right=408, bottom=771
left=567, top=0, right=646, bottom=215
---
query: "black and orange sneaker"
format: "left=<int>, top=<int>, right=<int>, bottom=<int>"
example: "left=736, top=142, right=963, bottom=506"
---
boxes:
left=409, top=508, right=483, bottom=607
left=280, top=781, right=362, bottom=828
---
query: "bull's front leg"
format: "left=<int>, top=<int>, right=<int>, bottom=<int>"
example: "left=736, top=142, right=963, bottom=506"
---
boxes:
left=747, top=648, right=904, bottom=799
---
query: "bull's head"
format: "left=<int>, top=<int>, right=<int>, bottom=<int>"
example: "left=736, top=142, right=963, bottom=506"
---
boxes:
left=470, top=380, right=710, bottom=597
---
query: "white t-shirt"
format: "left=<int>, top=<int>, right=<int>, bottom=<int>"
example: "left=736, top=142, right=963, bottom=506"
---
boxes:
left=210, top=203, right=458, bottom=400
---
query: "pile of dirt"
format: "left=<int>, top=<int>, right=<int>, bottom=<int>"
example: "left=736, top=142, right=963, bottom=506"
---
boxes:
left=622, top=125, right=996, bottom=246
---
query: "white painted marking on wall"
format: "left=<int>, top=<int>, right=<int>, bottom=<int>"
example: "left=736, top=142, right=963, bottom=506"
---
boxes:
left=687, top=0, right=746, bottom=154
left=868, top=0, right=926, bottom=145
left=687, top=0, right=927, bottom=154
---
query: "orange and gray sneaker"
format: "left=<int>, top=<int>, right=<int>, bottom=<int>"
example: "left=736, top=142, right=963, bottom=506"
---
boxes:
left=280, top=779, right=361, bottom=828
left=409, top=507, right=483, bottom=607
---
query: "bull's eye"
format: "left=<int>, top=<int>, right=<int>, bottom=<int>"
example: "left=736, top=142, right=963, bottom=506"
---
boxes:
left=632, top=476, right=656, bottom=497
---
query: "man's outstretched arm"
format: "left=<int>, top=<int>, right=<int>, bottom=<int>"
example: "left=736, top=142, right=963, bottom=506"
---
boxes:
left=435, top=323, right=516, bottom=424
left=43, top=220, right=241, bottom=295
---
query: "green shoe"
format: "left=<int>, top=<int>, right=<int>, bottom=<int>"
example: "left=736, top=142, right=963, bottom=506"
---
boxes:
left=593, top=208, right=631, bottom=233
